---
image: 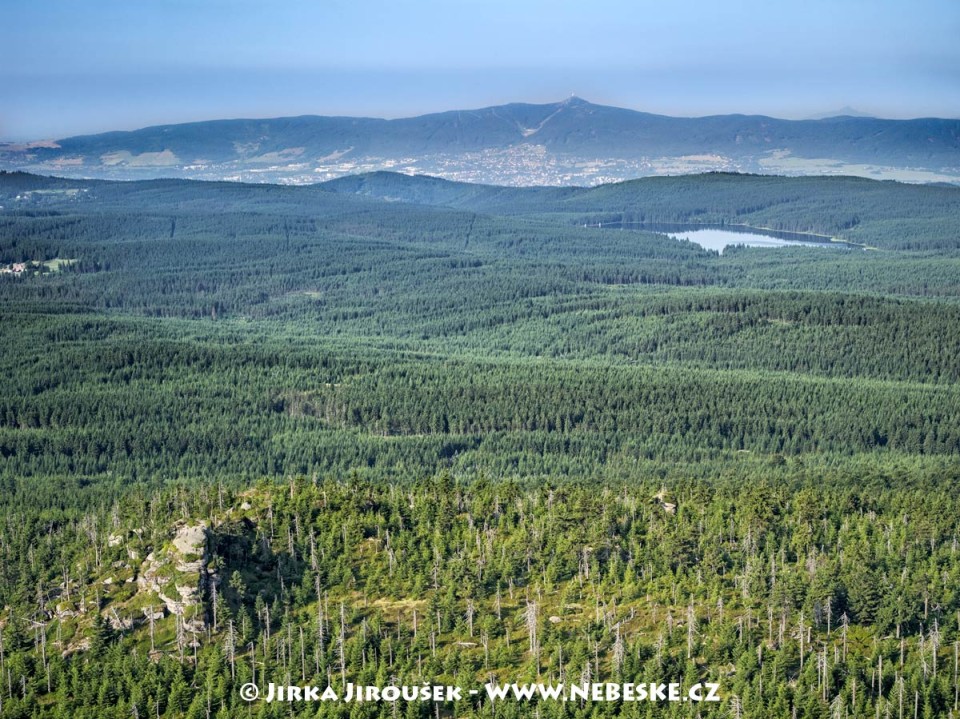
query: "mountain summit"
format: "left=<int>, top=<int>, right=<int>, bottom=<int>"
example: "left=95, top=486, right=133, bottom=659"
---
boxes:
left=807, top=106, right=877, bottom=120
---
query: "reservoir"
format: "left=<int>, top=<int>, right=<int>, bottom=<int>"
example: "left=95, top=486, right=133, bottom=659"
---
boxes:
left=670, top=227, right=846, bottom=253
left=600, top=221, right=853, bottom=253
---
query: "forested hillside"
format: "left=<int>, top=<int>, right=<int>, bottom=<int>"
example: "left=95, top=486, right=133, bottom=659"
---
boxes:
left=0, top=170, right=959, bottom=717
left=322, top=171, right=960, bottom=250
left=4, top=476, right=960, bottom=718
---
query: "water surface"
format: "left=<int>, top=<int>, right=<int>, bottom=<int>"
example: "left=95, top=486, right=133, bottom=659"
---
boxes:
left=600, top=221, right=852, bottom=253
left=670, top=228, right=842, bottom=253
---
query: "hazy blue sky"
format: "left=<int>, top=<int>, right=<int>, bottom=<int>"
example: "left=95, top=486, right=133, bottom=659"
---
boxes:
left=2, top=0, right=958, bottom=139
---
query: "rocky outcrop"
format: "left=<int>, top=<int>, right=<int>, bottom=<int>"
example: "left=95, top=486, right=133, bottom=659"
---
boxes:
left=136, top=522, right=208, bottom=616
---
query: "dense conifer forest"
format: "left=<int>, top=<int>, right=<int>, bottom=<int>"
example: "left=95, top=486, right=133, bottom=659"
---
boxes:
left=0, top=170, right=959, bottom=717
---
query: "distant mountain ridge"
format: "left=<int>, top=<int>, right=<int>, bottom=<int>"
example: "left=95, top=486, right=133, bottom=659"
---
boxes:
left=805, top=106, right=877, bottom=120
left=2, top=97, right=958, bottom=185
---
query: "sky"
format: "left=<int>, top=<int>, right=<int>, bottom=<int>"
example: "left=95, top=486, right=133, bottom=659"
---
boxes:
left=2, top=0, right=958, bottom=140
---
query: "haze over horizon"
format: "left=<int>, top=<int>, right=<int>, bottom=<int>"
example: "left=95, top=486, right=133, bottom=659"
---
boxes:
left=2, top=0, right=959, bottom=141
